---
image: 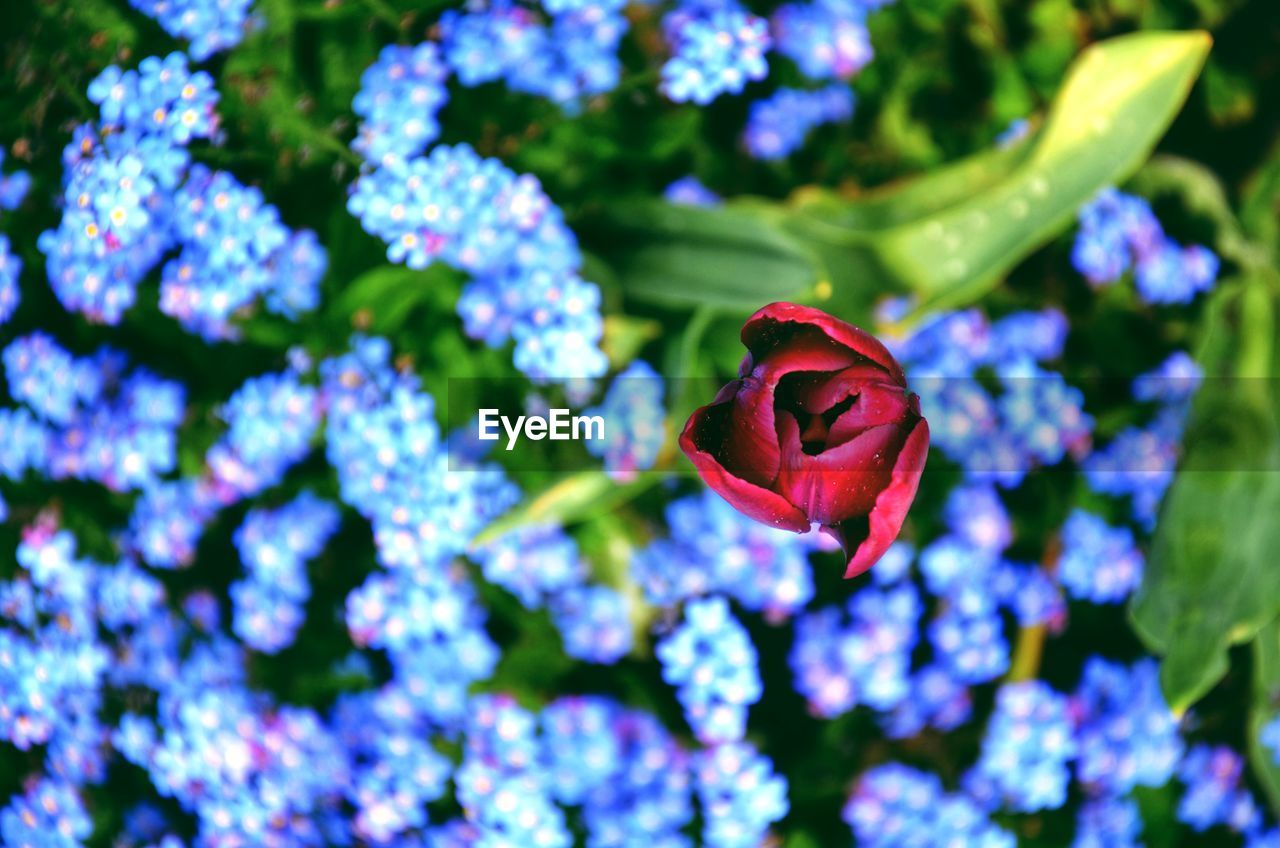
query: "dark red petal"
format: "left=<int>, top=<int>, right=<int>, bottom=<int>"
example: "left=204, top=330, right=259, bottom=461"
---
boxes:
left=825, top=385, right=916, bottom=449
left=775, top=413, right=906, bottom=525
left=720, top=376, right=780, bottom=487
left=719, top=330, right=867, bottom=486
left=742, top=302, right=905, bottom=384
left=748, top=326, right=862, bottom=383
left=831, top=418, right=931, bottom=578
left=680, top=406, right=811, bottom=533
left=787, top=363, right=896, bottom=414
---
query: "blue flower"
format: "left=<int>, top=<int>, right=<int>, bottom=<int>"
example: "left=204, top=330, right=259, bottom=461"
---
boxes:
left=664, top=176, right=721, bottom=206
left=541, top=696, right=623, bottom=804
left=473, top=524, right=588, bottom=609
left=657, top=595, right=762, bottom=743
left=695, top=743, right=788, bottom=848
left=0, top=778, right=92, bottom=848
left=661, top=3, right=771, bottom=104
left=791, top=583, right=919, bottom=716
left=1073, top=657, right=1182, bottom=794
left=772, top=1, right=874, bottom=82
left=231, top=493, right=340, bottom=653
left=551, top=584, right=634, bottom=664
left=1073, top=797, right=1143, bottom=848
left=352, top=43, right=450, bottom=164
left=881, top=664, right=973, bottom=739
left=844, top=763, right=1015, bottom=848
left=633, top=490, right=814, bottom=616
left=1057, top=510, right=1144, bottom=603
left=967, top=681, right=1077, bottom=812
left=1177, top=745, right=1262, bottom=833
left=583, top=360, right=666, bottom=480
left=743, top=85, right=854, bottom=159
left=0, top=149, right=32, bottom=210
left=350, top=145, right=607, bottom=382
left=0, top=235, right=20, bottom=325
left=583, top=709, right=693, bottom=847
left=129, top=0, right=255, bottom=59
left=1073, top=187, right=1219, bottom=304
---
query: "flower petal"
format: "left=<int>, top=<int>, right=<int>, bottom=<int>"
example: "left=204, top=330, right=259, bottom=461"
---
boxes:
left=775, top=413, right=907, bottom=525
left=830, top=417, right=931, bottom=578
left=742, top=302, right=905, bottom=384
left=720, top=376, right=781, bottom=486
left=680, top=404, right=811, bottom=533
left=825, top=385, right=918, bottom=449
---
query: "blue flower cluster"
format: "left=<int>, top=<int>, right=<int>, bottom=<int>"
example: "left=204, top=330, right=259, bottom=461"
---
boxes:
left=1057, top=509, right=1145, bottom=603
left=41, top=54, right=325, bottom=337
left=231, top=493, right=340, bottom=653
left=885, top=306, right=1091, bottom=486
left=661, top=2, right=771, bottom=104
left=772, top=0, right=876, bottom=81
left=1084, top=351, right=1200, bottom=528
left=1072, top=658, right=1183, bottom=795
left=1177, top=745, right=1264, bottom=834
left=129, top=0, right=255, bottom=59
left=695, top=742, right=789, bottom=847
left=967, top=681, right=1078, bottom=812
left=583, top=360, right=667, bottom=480
left=743, top=84, right=854, bottom=159
left=1, top=778, right=93, bottom=847
left=844, top=763, right=1015, bottom=848
left=790, top=582, right=920, bottom=717
left=1073, top=187, right=1220, bottom=304
left=351, top=144, right=607, bottom=382
left=352, top=44, right=450, bottom=164
left=657, top=595, right=762, bottom=743
left=442, top=0, right=628, bottom=108
left=472, top=523, right=633, bottom=663
left=1, top=333, right=184, bottom=492
left=1074, top=797, right=1144, bottom=848
left=633, top=488, right=816, bottom=616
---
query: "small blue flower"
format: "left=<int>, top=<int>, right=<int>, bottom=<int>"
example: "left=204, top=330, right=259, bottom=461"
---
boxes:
left=665, top=176, right=720, bottom=206
left=657, top=595, right=762, bottom=743
left=583, top=360, right=666, bottom=480
left=1057, top=510, right=1144, bottom=603
left=661, top=3, right=771, bottom=104
left=695, top=742, right=788, bottom=848
left=1073, top=657, right=1182, bottom=794
left=551, top=584, right=633, bottom=664
left=967, top=681, right=1077, bottom=812
left=743, top=85, right=853, bottom=159
left=772, top=1, right=873, bottom=81
left=844, top=764, right=1015, bottom=848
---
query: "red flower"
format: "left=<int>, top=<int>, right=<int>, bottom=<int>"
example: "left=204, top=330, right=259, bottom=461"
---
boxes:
left=679, top=302, right=929, bottom=578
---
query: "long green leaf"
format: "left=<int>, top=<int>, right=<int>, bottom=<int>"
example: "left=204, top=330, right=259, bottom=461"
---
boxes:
left=587, top=200, right=825, bottom=310
left=875, top=30, right=1211, bottom=311
left=1130, top=278, right=1280, bottom=712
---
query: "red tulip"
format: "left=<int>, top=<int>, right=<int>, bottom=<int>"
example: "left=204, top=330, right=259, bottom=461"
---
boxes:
left=679, top=302, right=929, bottom=578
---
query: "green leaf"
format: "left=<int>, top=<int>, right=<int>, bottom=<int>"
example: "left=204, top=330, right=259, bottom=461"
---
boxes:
left=471, top=471, right=660, bottom=547
left=877, top=30, right=1211, bottom=311
left=1249, top=618, right=1280, bottom=817
left=1130, top=279, right=1280, bottom=712
left=327, top=264, right=462, bottom=334
left=585, top=200, right=825, bottom=310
